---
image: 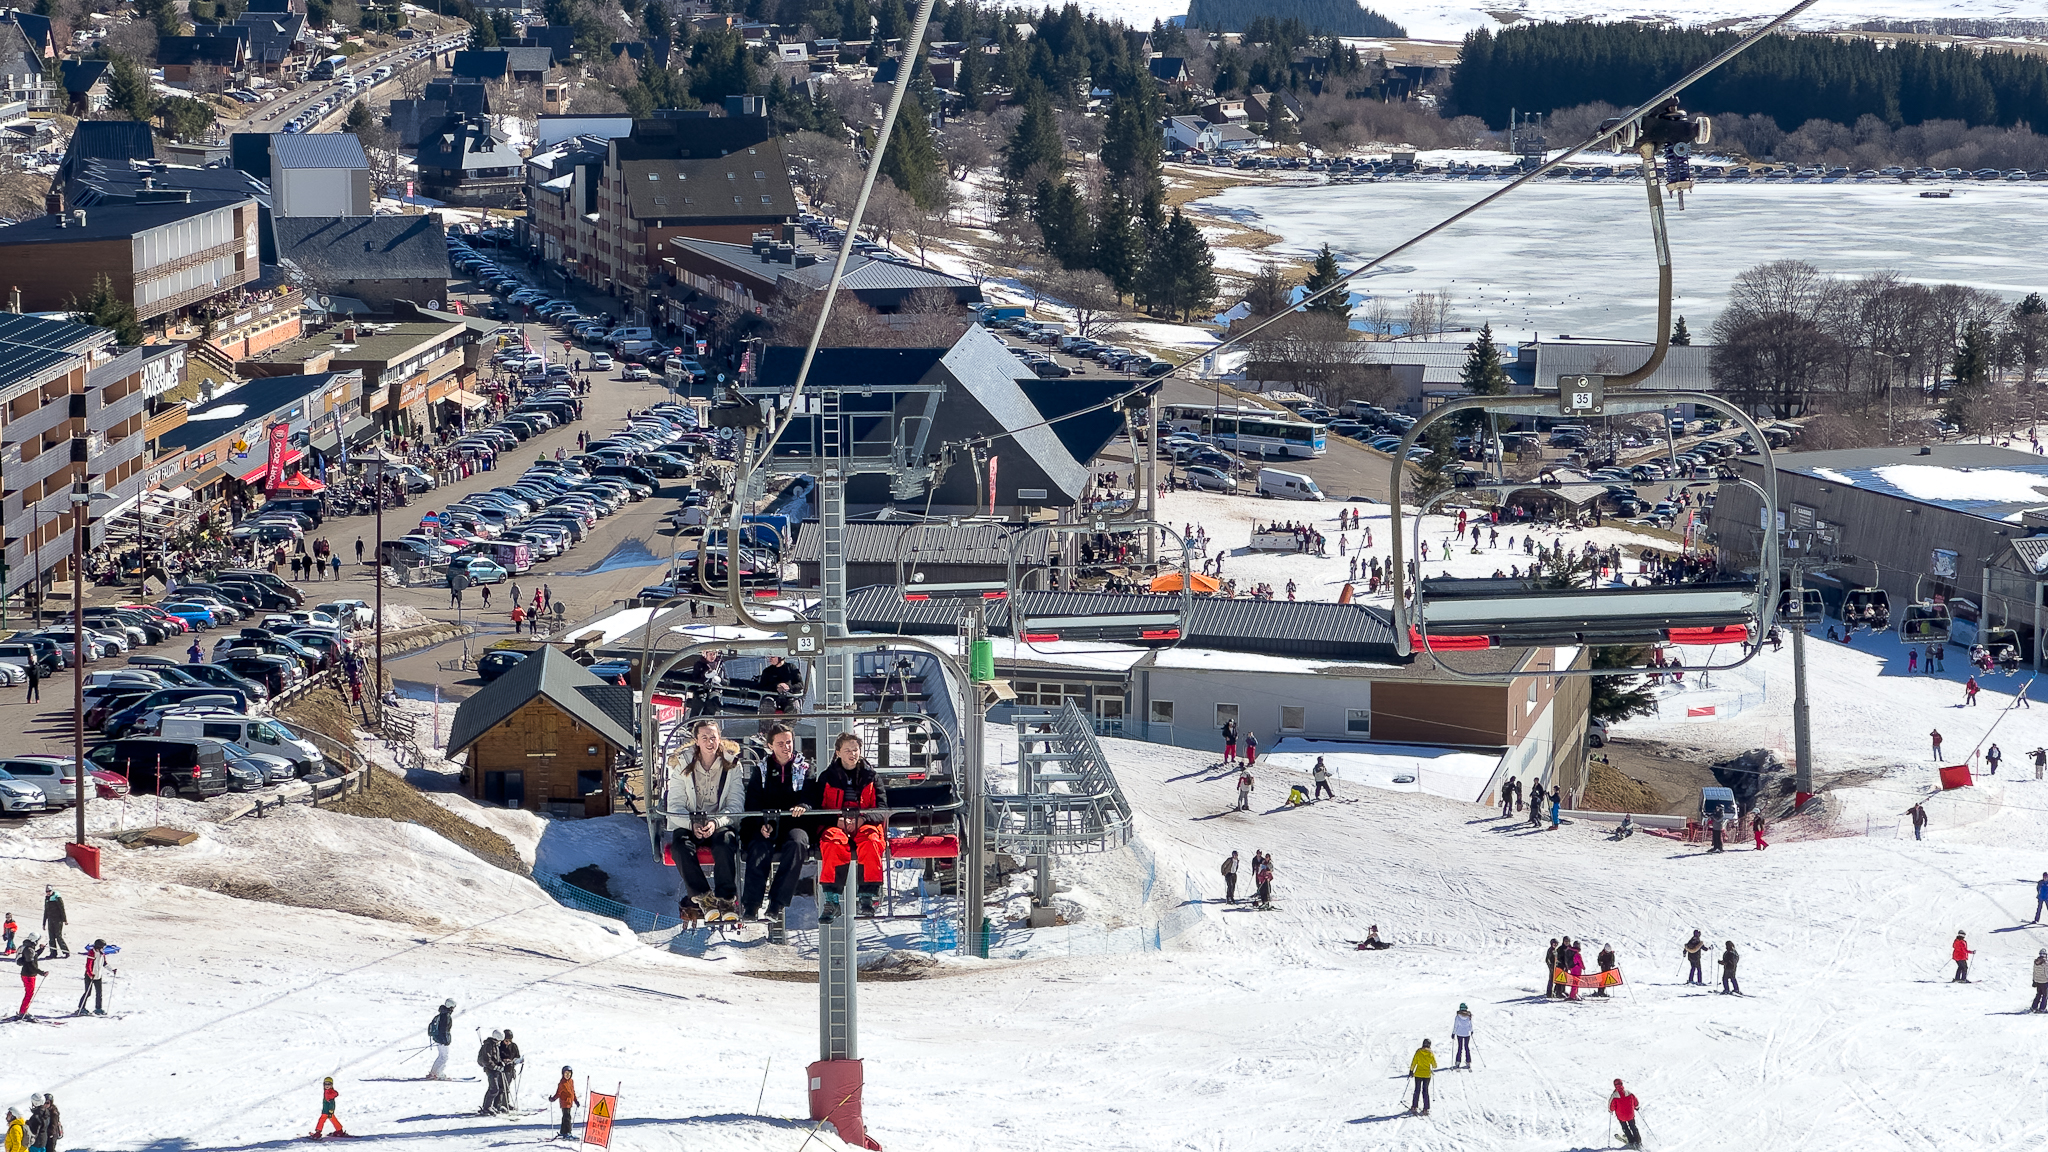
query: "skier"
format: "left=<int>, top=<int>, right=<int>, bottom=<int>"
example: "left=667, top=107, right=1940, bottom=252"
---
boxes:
left=1406, top=1040, right=1436, bottom=1115
left=1987, top=743, right=2003, bottom=775
left=1952, top=931, right=1975, bottom=983
left=1568, top=942, right=1586, bottom=1000
left=1221, top=717, right=1238, bottom=766
left=497, top=1030, right=523, bottom=1112
left=2034, top=748, right=2048, bottom=778
left=5, top=1107, right=22, bottom=1152
left=2036, top=873, right=2048, bottom=923
left=1313, top=757, right=1334, bottom=802
left=1592, top=944, right=1617, bottom=997
left=2, top=912, right=13, bottom=954
left=1965, top=676, right=1981, bottom=706
left=478, top=1030, right=506, bottom=1115
left=818, top=733, right=887, bottom=919
left=1750, top=812, right=1768, bottom=851
left=1235, top=770, right=1254, bottom=812
left=551, top=1067, right=579, bottom=1139
left=1719, top=940, right=1741, bottom=994
left=1450, top=1005, right=1474, bottom=1068
left=14, top=934, right=43, bottom=1020
left=1683, top=930, right=1706, bottom=985
left=40, top=888, right=66, bottom=958
left=740, top=723, right=812, bottom=923
left=1356, top=925, right=1391, bottom=950
left=1908, top=804, right=1929, bottom=841
left=1221, top=851, right=1239, bottom=903
left=1253, top=853, right=1275, bottom=907
left=1609, top=1080, right=1642, bottom=1149
left=427, top=999, right=456, bottom=1080
left=31, top=1095, right=56, bottom=1152
left=74, top=940, right=107, bottom=1017
left=2031, top=950, right=2048, bottom=1013
left=311, top=1078, right=348, bottom=1139
left=1931, top=730, right=1944, bottom=761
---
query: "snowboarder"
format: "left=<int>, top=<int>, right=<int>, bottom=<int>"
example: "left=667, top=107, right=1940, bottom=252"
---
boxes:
left=1909, top=804, right=1929, bottom=841
left=496, top=1030, right=523, bottom=1112
left=1720, top=941, right=1741, bottom=994
left=427, top=999, right=456, bottom=1079
left=1253, top=853, right=1274, bottom=907
left=1931, top=730, right=1944, bottom=761
left=551, top=1067, right=579, bottom=1139
left=1952, top=931, right=1975, bottom=982
left=1221, top=718, right=1238, bottom=766
left=1313, top=757, right=1334, bottom=801
left=1965, top=677, right=1981, bottom=706
left=1751, top=812, right=1768, bottom=851
left=40, top=888, right=65, bottom=958
left=1450, top=1005, right=1473, bottom=1067
left=1407, top=1040, right=1436, bottom=1114
left=1609, top=1080, right=1642, bottom=1149
left=1221, top=851, right=1239, bottom=903
left=1235, top=770, right=1254, bottom=812
left=478, top=1031, right=506, bottom=1115
left=1987, top=743, right=2003, bottom=775
left=2031, top=950, right=2048, bottom=1013
left=311, top=1078, right=348, bottom=1138
left=1684, top=931, right=1706, bottom=985
left=74, top=940, right=107, bottom=1016
left=1356, top=925, right=1390, bottom=950
left=2036, top=872, right=2048, bottom=923
left=14, top=935, right=43, bottom=1020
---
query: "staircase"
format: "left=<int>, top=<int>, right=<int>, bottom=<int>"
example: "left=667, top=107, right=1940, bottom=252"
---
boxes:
left=184, top=336, right=241, bottom=385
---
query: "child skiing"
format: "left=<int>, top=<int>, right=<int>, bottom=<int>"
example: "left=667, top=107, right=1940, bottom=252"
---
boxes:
left=75, top=940, right=108, bottom=1016
left=1609, top=1079, right=1642, bottom=1148
left=310, top=1078, right=349, bottom=1138
left=1952, top=931, right=1975, bottom=982
left=1450, top=1005, right=1473, bottom=1068
left=13, top=935, right=43, bottom=1020
left=1235, top=771, right=1254, bottom=812
left=551, top=1068, right=580, bottom=1139
left=2, top=913, right=13, bottom=955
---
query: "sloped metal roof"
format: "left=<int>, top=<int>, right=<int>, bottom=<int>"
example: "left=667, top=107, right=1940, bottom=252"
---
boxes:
left=271, top=132, right=369, bottom=171
left=447, top=645, right=636, bottom=758
left=787, top=521, right=1052, bottom=566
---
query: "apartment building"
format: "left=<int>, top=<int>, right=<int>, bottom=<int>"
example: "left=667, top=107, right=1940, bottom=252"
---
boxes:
left=0, top=198, right=262, bottom=333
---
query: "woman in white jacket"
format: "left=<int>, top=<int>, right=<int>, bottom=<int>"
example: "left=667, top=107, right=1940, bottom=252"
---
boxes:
left=2031, top=950, right=2048, bottom=1013
left=665, top=718, right=747, bottom=919
left=1450, top=1004, right=1474, bottom=1068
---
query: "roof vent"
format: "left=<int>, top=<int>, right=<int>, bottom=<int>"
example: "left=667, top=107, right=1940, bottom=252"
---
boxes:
left=70, top=209, right=85, bottom=228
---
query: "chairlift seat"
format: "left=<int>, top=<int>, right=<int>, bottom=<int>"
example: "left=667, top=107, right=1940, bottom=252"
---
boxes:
left=888, top=834, right=958, bottom=859
left=1417, top=578, right=1758, bottom=647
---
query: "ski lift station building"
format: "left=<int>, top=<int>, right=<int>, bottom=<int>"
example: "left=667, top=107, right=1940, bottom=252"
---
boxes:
left=1712, top=443, right=2048, bottom=670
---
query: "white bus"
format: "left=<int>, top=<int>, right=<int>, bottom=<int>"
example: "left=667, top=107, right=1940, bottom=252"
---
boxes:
left=1161, top=403, right=1328, bottom=459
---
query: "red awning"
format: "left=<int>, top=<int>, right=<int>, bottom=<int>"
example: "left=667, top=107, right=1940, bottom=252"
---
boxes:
left=269, top=471, right=325, bottom=493
left=238, top=447, right=304, bottom=483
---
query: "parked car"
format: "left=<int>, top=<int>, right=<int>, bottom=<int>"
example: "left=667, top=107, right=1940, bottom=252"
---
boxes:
left=1184, top=465, right=1238, bottom=493
left=0, top=767, right=45, bottom=814
left=476, top=650, right=529, bottom=682
left=0, top=756, right=78, bottom=806
left=84, top=738, right=232, bottom=799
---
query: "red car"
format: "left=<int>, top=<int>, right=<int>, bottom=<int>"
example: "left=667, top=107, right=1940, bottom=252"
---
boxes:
left=88, top=769, right=131, bottom=800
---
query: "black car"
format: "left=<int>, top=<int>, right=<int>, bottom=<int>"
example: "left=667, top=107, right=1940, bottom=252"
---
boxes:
left=85, top=738, right=232, bottom=799
left=105, top=686, right=254, bottom=738
left=218, top=653, right=293, bottom=696
left=178, top=662, right=271, bottom=702
left=636, top=452, right=691, bottom=478
left=477, top=650, right=529, bottom=682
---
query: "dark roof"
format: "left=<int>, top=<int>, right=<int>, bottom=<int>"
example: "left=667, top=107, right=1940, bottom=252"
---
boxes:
left=778, top=249, right=976, bottom=294
left=274, top=215, right=450, bottom=282
left=610, top=115, right=775, bottom=162
left=0, top=312, right=114, bottom=391
left=246, top=0, right=292, bottom=12
left=0, top=197, right=252, bottom=246
left=513, top=25, right=576, bottom=60
left=61, top=121, right=156, bottom=182
left=6, top=10, right=50, bottom=55
left=620, top=137, right=798, bottom=222
left=446, top=645, right=637, bottom=758
left=230, top=131, right=273, bottom=181
left=416, top=115, right=519, bottom=172
left=233, top=12, right=305, bottom=65
left=787, top=521, right=1052, bottom=566
left=155, top=373, right=343, bottom=456
left=272, top=132, right=369, bottom=170
left=1734, top=443, right=2048, bottom=522
left=158, top=35, right=245, bottom=67
left=1018, top=376, right=1142, bottom=471
left=753, top=346, right=948, bottom=392
left=1148, top=56, right=1186, bottom=81
left=58, top=59, right=108, bottom=96
left=451, top=46, right=554, bottom=79
left=841, top=586, right=1402, bottom=660
left=68, top=158, right=271, bottom=211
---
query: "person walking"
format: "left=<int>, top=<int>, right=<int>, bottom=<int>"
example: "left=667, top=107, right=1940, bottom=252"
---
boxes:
left=1528, top=782, right=1545, bottom=829
left=1499, top=777, right=1515, bottom=818
left=1708, top=812, right=1725, bottom=853
left=23, top=658, right=37, bottom=704
left=1220, top=851, right=1240, bottom=904
left=1684, top=930, right=1706, bottom=985
left=1609, top=1080, right=1642, bottom=1149
left=13, top=935, right=43, bottom=1020
left=1909, top=804, right=1929, bottom=841
left=511, top=606, right=525, bottom=635
left=1931, top=729, right=1944, bottom=760
left=310, top=1078, right=348, bottom=1139
left=427, top=999, right=456, bottom=1080
left=1407, top=1040, right=1436, bottom=1115
left=1549, top=791, right=1562, bottom=831
left=74, top=939, right=106, bottom=1016
left=355, top=537, right=365, bottom=565
left=1450, top=1005, right=1474, bottom=1068
left=551, top=1068, right=580, bottom=1139
left=1987, top=743, right=2003, bottom=775
left=1751, top=812, right=1768, bottom=851
left=1719, top=941, right=1741, bottom=994
left=42, top=887, right=67, bottom=958
left=1952, top=931, right=1975, bottom=982
left=1221, top=718, right=1237, bottom=766
left=2031, top=950, right=2048, bottom=1013
left=1313, top=757, right=1334, bottom=802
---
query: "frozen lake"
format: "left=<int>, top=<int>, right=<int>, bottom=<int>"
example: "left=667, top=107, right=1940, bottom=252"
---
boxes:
left=1189, top=179, right=2048, bottom=340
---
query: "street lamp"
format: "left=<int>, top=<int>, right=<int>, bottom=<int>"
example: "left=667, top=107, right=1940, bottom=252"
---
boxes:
left=69, top=478, right=113, bottom=877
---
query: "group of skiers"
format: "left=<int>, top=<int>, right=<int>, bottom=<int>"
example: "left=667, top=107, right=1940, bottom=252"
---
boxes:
left=1495, top=776, right=1564, bottom=830
left=8, top=889, right=113, bottom=1022
left=1218, top=850, right=1275, bottom=907
left=1544, top=937, right=1620, bottom=1000
left=4, top=1094, right=62, bottom=1152
left=1682, top=931, right=1741, bottom=993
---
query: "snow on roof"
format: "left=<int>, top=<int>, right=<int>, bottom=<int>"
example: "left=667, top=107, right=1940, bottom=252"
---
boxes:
left=1871, top=464, right=2048, bottom=507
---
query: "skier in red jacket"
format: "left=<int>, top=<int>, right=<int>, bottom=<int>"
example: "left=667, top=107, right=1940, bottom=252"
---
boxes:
left=1953, top=931, right=1975, bottom=982
left=816, top=732, right=887, bottom=921
left=311, top=1077, right=349, bottom=1138
left=1608, top=1079, right=1641, bottom=1148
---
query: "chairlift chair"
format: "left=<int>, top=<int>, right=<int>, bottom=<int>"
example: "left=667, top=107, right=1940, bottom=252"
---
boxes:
left=1899, top=601, right=1952, bottom=646
left=1413, top=577, right=1757, bottom=650
left=1981, top=625, right=2022, bottom=670
left=1844, top=587, right=1890, bottom=630
left=1776, top=586, right=1824, bottom=624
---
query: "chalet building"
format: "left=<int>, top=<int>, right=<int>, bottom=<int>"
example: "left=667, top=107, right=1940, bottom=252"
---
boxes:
left=447, top=646, right=635, bottom=815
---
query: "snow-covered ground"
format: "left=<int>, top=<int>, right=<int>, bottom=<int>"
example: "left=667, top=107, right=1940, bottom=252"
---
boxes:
left=1188, top=179, right=2048, bottom=339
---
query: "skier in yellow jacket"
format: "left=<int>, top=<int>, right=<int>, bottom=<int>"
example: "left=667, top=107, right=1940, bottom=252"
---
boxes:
left=6, top=1106, right=28, bottom=1152
left=1408, top=1039, right=1437, bottom=1115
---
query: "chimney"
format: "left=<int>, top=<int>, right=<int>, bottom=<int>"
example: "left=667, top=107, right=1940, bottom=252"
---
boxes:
left=71, top=209, right=86, bottom=228
left=8, top=286, right=19, bottom=313
left=44, top=186, right=62, bottom=215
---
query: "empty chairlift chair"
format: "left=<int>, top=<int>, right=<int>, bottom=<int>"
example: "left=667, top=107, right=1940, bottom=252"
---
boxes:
left=1411, top=577, right=1759, bottom=654
left=1777, top=586, right=1824, bottom=625
left=1899, top=600, right=1952, bottom=645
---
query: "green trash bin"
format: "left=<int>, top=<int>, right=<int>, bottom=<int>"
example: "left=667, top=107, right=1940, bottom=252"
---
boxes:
left=970, top=637, right=995, bottom=683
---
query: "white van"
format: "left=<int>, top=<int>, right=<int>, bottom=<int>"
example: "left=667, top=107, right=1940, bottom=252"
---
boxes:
left=1257, top=468, right=1325, bottom=501
left=607, top=327, right=653, bottom=348
left=157, top=711, right=326, bottom=773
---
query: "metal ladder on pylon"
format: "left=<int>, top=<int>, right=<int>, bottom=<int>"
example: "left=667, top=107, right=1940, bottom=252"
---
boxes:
left=819, top=390, right=853, bottom=718
left=820, top=865, right=859, bottom=1059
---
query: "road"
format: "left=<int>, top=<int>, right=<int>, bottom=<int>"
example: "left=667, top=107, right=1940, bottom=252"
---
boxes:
left=250, top=27, right=468, bottom=134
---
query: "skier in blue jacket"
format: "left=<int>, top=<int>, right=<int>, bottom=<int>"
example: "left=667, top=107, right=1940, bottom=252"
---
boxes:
left=2035, top=872, right=2048, bottom=923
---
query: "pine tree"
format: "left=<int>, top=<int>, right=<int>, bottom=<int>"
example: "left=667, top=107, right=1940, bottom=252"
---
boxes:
left=882, top=99, right=946, bottom=209
left=1944, top=320, right=1992, bottom=430
left=1034, top=180, right=1094, bottom=270
left=1460, top=323, right=1509, bottom=396
left=956, top=42, right=985, bottom=106
left=107, top=54, right=156, bottom=123
left=1005, top=84, right=1064, bottom=182
left=1243, top=263, right=1288, bottom=318
left=469, top=8, right=498, bottom=48
left=1090, top=194, right=1141, bottom=300
left=344, top=99, right=374, bottom=134
left=1407, top=423, right=1457, bottom=507
left=70, top=274, right=142, bottom=346
left=642, top=0, right=668, bottom=40
left=1589, top=646, right=1660, bottom=721
left=1300, top=244, right=1349, bottom=318
left=1139, top=209, right=1216, bottom=321
left=1671, top=315, right=1691, bottom=346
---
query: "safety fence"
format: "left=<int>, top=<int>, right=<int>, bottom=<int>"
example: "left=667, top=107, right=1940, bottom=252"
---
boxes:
left=534, top=871, right=686, bottom=934
left=981, top=831, right=1206, bottom=959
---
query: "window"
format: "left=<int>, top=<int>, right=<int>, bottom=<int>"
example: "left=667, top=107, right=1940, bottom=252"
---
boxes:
left=646, top=172, right=658, bottom=180
left=1280, top=706, right=1305, bottom=732
left=754, top=170, right=765, bottom=179
left=726, top=171, right=736, bottom=180
left=762, top=196, right=773, bottom=204
left=1216, top=703, right=1238, bottom=727
left=1150, top=700, right=1174, bottom=725
left=1345, top=708, right=1371, bottom=735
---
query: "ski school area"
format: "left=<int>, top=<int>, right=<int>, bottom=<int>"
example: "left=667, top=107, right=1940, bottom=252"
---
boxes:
left=5, top=599, right=2048, bottom=1152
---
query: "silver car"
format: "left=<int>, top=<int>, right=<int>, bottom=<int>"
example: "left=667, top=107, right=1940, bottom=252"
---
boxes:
left=0, top=767, right=46, bottom=814
left=1184, top=465, right=1238, bottom=493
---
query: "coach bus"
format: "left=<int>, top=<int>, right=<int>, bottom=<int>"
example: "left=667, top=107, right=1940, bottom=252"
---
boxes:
left=1162, top=403, right=1327, bottom=459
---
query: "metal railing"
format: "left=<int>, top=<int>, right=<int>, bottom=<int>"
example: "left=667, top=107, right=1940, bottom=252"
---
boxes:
left=987, top=701, right=1134, bottom=856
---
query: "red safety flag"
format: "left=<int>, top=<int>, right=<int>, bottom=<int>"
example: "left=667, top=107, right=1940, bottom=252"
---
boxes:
left=1551, top=966, right=1625, bottom=990
left=583, top=1092, right=617, bottom=1148
left=1938, top=764, right=1973, bottom=790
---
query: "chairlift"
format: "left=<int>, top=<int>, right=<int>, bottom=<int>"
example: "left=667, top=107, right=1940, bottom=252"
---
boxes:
left=1777, top=586, right=1823, bottom=623
left=1843, top=587, right=1890, bottom=630
left=1005, top=520, right=1196, bottom=656
left=1982, top=625, right=2022, bottom=668
left=1414, top=578, right=1758, bottom=650
left=1899, top=600, right=1952, bottom=645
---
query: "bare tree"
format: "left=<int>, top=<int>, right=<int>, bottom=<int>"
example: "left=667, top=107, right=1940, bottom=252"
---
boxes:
left=1241, top=312, right=1394, bottom=408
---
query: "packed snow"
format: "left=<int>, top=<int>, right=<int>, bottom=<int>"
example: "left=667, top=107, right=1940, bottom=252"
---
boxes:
left=1189, top=180, right=2048, bottom=339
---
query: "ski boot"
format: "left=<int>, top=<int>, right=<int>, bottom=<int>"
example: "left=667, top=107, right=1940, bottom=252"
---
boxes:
left=857, top=892, right=877, bottom=918
left=819, top=890, right=841, bottom=924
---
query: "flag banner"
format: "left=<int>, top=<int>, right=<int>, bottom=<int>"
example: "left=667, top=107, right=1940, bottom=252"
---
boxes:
left=1552, top=966, right=1625, bottom=990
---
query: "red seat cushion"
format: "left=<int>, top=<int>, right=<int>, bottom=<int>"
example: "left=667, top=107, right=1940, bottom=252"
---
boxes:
left=888, top=834, right=958, bottom=859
